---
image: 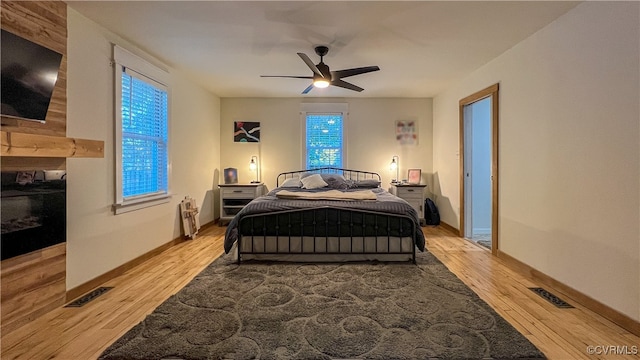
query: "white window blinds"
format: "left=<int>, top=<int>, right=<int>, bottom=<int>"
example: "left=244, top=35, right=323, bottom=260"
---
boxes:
left=113, top=45, right=171, bottom=213
left=121, top=69, right=168, bottom=198
left=305, top=113, right=343, bottom=169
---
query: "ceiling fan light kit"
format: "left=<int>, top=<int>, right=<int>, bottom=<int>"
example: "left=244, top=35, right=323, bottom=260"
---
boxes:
left=261, top=45, right=380, bottom=94
left=313, top=78, right=330, bottom=88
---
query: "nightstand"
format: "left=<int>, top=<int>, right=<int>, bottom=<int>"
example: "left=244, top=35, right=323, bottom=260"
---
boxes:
left=389, top=183, right=427, bottom=225
left=218, top=183, right=264, bottom=225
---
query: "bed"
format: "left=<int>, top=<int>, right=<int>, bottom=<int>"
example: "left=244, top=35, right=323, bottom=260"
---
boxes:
left=223, top=167, right=425, bottom=264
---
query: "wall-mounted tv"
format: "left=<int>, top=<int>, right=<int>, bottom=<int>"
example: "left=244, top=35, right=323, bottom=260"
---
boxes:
left=1, top=29, right=63, bottom=123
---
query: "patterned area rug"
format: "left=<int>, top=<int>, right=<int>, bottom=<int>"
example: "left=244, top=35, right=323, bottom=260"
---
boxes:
left=100, top=251, right=545, bottom=359
left=476, top=240, right=492, bottom=250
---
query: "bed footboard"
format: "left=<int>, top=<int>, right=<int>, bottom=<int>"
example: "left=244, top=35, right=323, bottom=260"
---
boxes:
left=237, top=207, right=417, bottom=264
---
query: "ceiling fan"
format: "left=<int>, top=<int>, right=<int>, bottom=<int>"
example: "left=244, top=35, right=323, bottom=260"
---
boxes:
left=261, top=45, right=380, bottom=94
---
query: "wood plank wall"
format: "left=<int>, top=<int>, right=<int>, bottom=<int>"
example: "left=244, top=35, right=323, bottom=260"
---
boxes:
left=0, top=0, right=69, bottom=335
left=1, top=244, right=67, bottom=334
left=1, top=1, right=67, bottom=137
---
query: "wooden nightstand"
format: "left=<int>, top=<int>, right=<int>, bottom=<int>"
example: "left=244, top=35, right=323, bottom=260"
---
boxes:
left=218, top=183, right=264, bottom=225
left=389, top=183, right=427, bottom=225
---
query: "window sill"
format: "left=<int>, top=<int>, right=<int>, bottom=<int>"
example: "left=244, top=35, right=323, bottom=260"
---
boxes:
left=113, top=194, right=171, bottom=214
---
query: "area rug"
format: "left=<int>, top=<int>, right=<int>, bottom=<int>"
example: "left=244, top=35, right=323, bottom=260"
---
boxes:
left=476, top=240, right=492, bottom=250
left=99, top=250, right=545, bottom=360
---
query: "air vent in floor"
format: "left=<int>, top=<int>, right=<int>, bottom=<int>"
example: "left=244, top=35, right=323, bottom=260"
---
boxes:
left=65, top=287, right=114, bottom=307
left=529, top=287, right=574, bottom=308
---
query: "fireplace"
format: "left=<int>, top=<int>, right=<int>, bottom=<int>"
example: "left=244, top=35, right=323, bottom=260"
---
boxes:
left=1, top=171, right=66, bottom=260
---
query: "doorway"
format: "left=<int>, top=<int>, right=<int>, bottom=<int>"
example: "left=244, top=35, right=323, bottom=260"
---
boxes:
left=459, top=84, right=499, bottom=254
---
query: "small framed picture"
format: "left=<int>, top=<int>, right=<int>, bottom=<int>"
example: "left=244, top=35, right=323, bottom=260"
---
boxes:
left=407, top=169, right=421, bottom=184
left=16, top=171, right=36, bottom=185
left=224, top=168, right=238, bottom=184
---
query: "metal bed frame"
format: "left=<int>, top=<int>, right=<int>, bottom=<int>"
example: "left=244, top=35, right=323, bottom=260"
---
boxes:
left=276, top=167, right=381, bottom=187
left=236, top=168, right=417, bottom=264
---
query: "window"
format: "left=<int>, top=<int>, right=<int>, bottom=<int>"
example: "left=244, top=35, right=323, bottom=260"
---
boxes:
left=301, top=103, right=348, bottom=169
left=114, top=46, right=170, bottom=214
left=305, top=113, right=343, bottom=168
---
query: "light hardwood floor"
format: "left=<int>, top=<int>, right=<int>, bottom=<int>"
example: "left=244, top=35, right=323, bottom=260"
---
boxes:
left=1, top=225, right=638, bottom=359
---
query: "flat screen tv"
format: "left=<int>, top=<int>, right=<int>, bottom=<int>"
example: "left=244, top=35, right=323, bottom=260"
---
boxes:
left=1, top=29, right=63, bottom=123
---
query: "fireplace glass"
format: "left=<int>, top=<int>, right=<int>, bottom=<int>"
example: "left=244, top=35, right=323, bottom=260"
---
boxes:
left=1, top=171, right=66, bottom=260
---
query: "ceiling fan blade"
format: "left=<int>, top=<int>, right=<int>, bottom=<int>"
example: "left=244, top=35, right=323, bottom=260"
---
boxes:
left=301, top=83, right=315, bottom=94
left=297, top=52, right=324, bottom=77
left=260, top=75, right=313, bottom=79
left=331, top=79, right=364, bottom=92
left=331, top=66, right=380, bottom=79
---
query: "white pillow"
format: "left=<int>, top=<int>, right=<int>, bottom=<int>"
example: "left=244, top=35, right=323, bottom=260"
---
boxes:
left=300, top=173, right=328, bottom=189
left=280, top=177, right=302, bottom=188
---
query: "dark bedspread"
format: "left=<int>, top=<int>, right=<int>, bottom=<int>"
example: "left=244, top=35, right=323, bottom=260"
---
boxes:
left=224, top=187, right=425, bottom=253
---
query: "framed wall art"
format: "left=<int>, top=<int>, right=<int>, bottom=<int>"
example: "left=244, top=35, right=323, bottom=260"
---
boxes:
left=234, top=121, right=261, bottom=142
left=395, top=120, right=417, bottom=145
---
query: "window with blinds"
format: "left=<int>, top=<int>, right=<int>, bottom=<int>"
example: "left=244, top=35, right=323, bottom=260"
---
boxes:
left=121, top=71, right=168, bottom=198
left=113, top=45, right=170, bottom=214
left=305, top=113, right=343, bottom=169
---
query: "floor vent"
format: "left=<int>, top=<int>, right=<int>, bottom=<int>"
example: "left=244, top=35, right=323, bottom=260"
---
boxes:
left=65, top=287, right=114, bottom=308
left=529, top=287, right=574, bottom=308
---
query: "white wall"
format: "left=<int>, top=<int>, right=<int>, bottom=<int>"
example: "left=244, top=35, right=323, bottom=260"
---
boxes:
left=65, top=9, right=221, bottom=289
left=220, top=98, right=433, bottom=192
left=433, top=2, right=639, bottom=320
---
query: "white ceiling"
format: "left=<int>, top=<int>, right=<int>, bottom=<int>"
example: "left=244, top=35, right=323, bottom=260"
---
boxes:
left=67, top=1, right=580, bottom=98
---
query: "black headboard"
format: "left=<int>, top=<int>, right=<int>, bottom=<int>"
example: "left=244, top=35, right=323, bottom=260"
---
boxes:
left=276, top=167, right=381, bottom=187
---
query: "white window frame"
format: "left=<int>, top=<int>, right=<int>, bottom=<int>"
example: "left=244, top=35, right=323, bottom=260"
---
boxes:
left=113, top=45, right=172, bottom=214
left=300, top=103, right=348, bottom=169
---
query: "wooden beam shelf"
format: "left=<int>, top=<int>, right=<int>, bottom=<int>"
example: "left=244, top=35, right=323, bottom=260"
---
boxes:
left=1, top=131, right=104, bottom=158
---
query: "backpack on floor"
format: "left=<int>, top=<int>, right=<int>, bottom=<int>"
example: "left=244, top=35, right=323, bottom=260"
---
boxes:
left=424, top=198, right=440, bottom=225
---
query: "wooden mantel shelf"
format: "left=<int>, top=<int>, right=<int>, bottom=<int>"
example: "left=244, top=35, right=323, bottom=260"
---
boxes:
left=1, top=131, right=104, bottom=158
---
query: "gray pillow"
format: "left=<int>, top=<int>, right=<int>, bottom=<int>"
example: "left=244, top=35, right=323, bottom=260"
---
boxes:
left=323, top=175, right=353, bottom=190
left=353, top=179, right=381, bottom=188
